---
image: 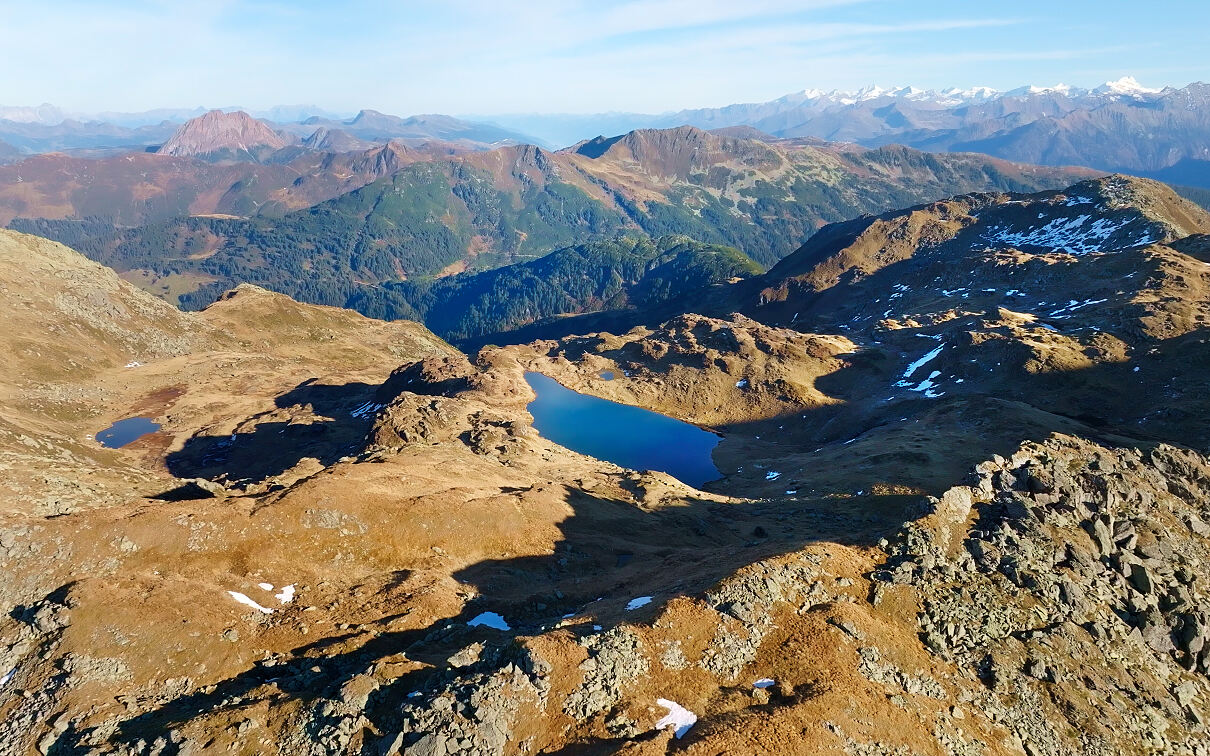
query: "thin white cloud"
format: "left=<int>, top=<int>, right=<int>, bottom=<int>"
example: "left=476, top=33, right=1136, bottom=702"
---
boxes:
left=0, top=0, right=1191, bottom=116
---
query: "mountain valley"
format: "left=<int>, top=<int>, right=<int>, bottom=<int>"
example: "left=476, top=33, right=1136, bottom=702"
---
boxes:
left=3, top=171, right=1210, bottom=753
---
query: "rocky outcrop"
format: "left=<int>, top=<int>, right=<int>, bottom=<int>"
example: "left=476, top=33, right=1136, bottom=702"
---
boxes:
left=884, top=434, right=1210, bottom=754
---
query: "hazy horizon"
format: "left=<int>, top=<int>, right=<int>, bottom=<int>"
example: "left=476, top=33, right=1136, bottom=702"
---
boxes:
left=3, top=0, right=1209, bottom=117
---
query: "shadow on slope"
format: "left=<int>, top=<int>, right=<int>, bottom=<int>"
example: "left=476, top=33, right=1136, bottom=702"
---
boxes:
left=53, top=476, right=912, bottom=753
left=164, top=378, right=383, bottom=486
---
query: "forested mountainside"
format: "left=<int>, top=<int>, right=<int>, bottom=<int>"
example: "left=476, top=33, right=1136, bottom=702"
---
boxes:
left=350, top=235, right=761, bottom=342
left=12, top=126, right=1093, bottom=336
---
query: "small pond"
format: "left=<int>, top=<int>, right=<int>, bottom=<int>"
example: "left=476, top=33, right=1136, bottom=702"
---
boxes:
left=96, top=417, right=161, bottom=449
left=524, top=372, right=721, bottom=488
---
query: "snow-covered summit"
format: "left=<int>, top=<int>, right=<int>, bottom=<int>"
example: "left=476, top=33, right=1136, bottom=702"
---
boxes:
left=1093, top=76, right=1163, bottom=97
left=781, top=78, right=1168, bottom=109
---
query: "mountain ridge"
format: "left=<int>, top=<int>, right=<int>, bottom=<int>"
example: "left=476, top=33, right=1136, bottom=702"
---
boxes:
left=10, top=125, right=1094, bottom=319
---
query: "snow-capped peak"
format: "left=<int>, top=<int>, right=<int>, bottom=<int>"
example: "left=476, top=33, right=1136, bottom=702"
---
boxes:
left=853, top=85, right=892, bottom=102
left=1093, top=76, right=1162, bottom=96
left=941, top=86, right=999, bottom=100
left=779, top=79, right=1168, bottom=110
left=1028, top=83, right=1073, bottom=96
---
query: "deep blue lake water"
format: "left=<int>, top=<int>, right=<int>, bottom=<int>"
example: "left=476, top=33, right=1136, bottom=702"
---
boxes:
left=96, top=417, right=161, bottom=449
left=524, top=372, right=721, bottom=488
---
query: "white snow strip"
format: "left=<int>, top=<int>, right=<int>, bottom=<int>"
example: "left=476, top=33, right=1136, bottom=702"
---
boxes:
left=228, top=591, right=274, bottom=615
left=626, top=596, right=653, bottom=611
left=275, top=584, right=296, bottom=603
left=655, top=698, right=698, bottom=739
left=901, top=344, right=945, bottom=380
left=765, top=471, right=781, bottom=481
left=735, top=379, right=748, bottom=388
left=257, top=582, right=274, bottom=591
left=1048, top=298, right=1107, bottom=317
left=0, top=668, right=14, bottom=686
left=753, top=678, right=776, bottom=689
left=468, top=612, right=511, bottom=631
left=124, top=361, right=142, bottom=368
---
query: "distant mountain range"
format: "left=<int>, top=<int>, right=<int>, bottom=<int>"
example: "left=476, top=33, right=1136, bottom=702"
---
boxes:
left=478, top=77, right=1175, bottom=143
left=0, top=103, right=350, bottom=127
left=283, top=110, right=535, bottom=147
left=481, top=79, right=1210, bottom=187
left=0, top=106, right=543, bottom=157
left=7, top=78, right=1210, bottom=186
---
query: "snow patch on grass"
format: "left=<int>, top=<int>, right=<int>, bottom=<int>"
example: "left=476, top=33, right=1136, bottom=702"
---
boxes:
left=983, top=213, right=1144, bottom=255
left=655, top=698, right=698, bottom=738
left=228, top=591, right=274, bottom=615
left=909, top=370, right=943, bottom=397
left=896, top=344, right=945, bottom=387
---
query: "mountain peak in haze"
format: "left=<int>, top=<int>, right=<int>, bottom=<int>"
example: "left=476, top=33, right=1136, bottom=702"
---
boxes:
left=301, top=126, right=374, bottom=153
left=0, top=102, right=67, bottom=125
left=157, top=109, right=292, bottom=158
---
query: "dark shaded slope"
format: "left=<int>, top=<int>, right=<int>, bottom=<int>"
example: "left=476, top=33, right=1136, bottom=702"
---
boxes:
left=356, top=235, right=761, bottom=342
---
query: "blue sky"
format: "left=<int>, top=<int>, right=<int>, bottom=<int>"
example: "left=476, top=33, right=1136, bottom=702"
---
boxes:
left=1, top=0, right=1207, bottom=115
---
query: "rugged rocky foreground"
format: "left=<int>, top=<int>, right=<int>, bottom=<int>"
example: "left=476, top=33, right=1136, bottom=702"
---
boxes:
left=363, top=433, right=1210, bottom=756
left=2, top=176, right=1210, bottom=754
